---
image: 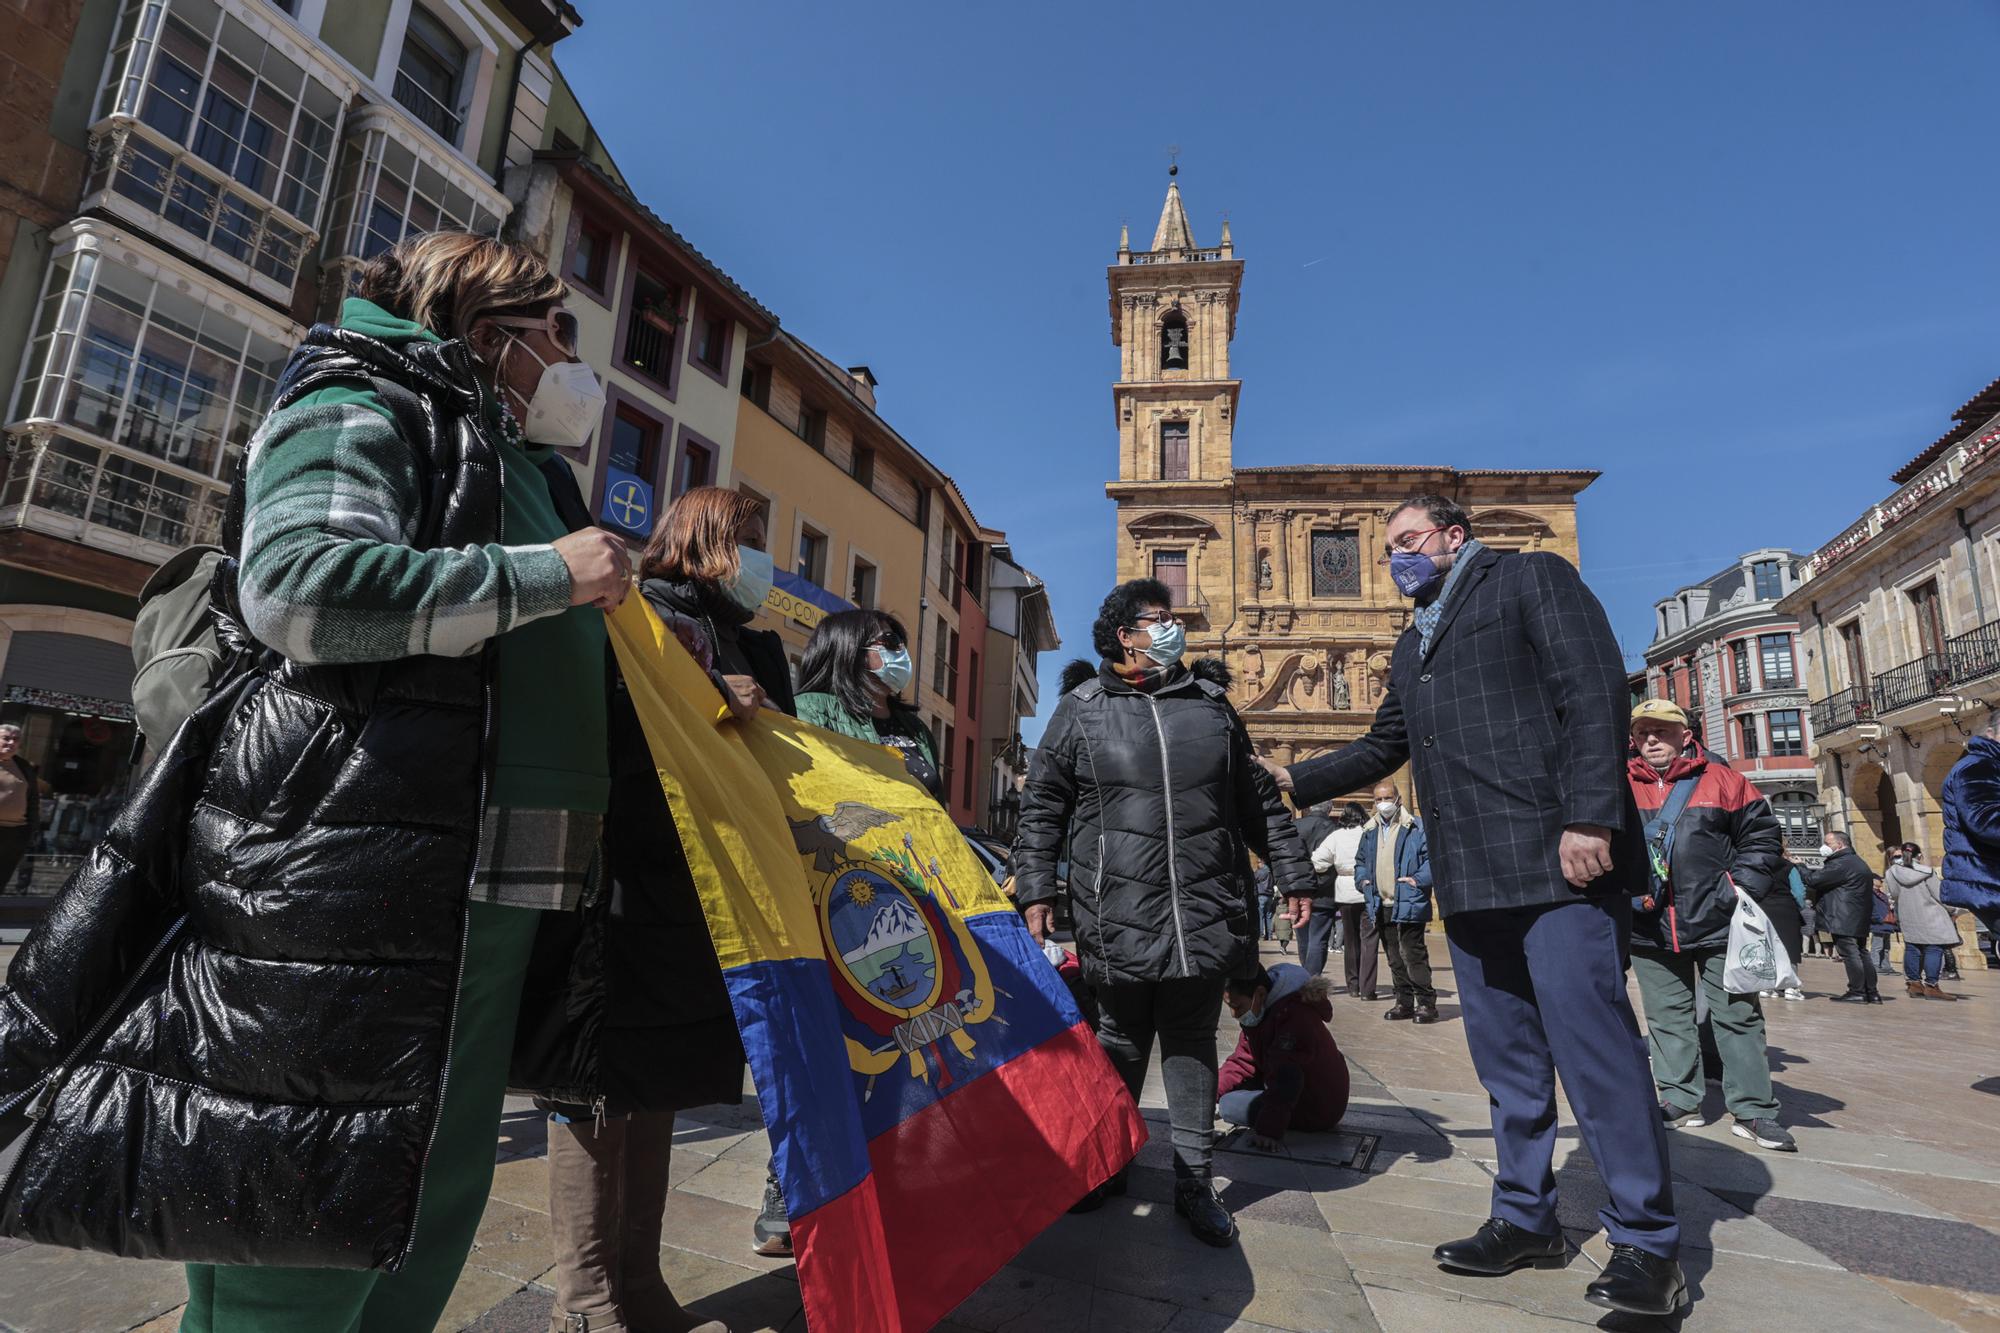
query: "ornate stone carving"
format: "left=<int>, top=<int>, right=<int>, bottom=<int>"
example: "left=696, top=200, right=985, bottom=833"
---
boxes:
left=1332, top=657, right=1351, bottom=710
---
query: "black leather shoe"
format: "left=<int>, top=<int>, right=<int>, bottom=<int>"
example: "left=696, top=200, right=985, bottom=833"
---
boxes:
left=1384, top=1002, right=1416, bottom=1021
left=1173, top=1179, right=1238, bottom=1246
left=1433, top=1217, right=1567, bottom=1275
left=1830, top=992, right=1868, bottom=1003
left=1068, top=1168, right=1128, bottom=1214
left=1413, top=1004, right=1439, bottom=1024
left=1584, top=1244, right=1688, bottom=1316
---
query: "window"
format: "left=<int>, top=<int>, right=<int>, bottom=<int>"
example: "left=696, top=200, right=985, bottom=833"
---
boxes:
left=624, top=270, right=680, bottom=384
left=851, top=558, right=877, bottom=608
left=1909, top=580, right=1947, bottom=659
left=946, top=628, right=961, bottom=702
left=963, top=736, right=976, bottom=810
left=11, top=245, right=286, bottom=482
left=87, top=1, right=347, bottom=290
left=570, top=216, right=612, bottom=293
left=1687, top=660, right=1702, bottom=714
left=1153, top=549, right=1189, bottom=607
left=940, top=723, right=956, bottom=806
left=938, top=530, right=962, bottom=602
left=606, top=405, right=662, bottom=484
left=693, top=312, right=728, bottom=375
left=1738, top=715, right=1761, bottom=759
left=797, top=406, right=827, bottom=450
left=962, top=542, right=982, bottom=603
left=739, top=362, right=769, bottom=409
left=1730, top=641, right=1752, bottom=693
left=1160, top=420, right=1189, bottom=479
left=967, top=651, right=980, bottom=720
left=1310, top=530, right=1362, bottom=597
left=1159, top=309, right=1189, bottom=371
left=1758, top=633, right=1795, bottom=688
left=394, top=6, right=468, bottom=144
left=321, top=114, right=502, bottom=264
left=1752, top=560, right=1783, bottom=600
left=933, top=614, right=950, bottom=694
left=796, top=525, right=827, bottom=585
left=1838, top=620, right=1868, bottom=690
left=1769, top=709, right=1804, bottom=757
left=851, top=445, right=875, bottom=490
left=673, top=437, right=713, bottom=498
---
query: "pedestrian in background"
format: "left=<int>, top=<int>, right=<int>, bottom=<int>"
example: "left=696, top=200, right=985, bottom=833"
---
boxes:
left=1330, top=791, right=1387, bottom=1001
left=0, top=723, right=40, bottom=892
left=1262, top=496, right=1685, bottom=1316
left=1803, top=831, right=1879, bottom=1003
left=1624, top=700, right=1795, bottom=1153
left=1015, top=578, right=1315, bottom=1247
left=1302, top=801, right=1366, bottom=975
left=1356, top=783, right=1437, bottom=1023
left=1887, top=843, right=1960, bottom=1001
left=1258, top=860, right=1280, bottom=941
left=796, top=610, right=940, bottom=800
left=1869, top=876, right=1897, bottom=974
left=1942, top=705, right=2000, bottom=973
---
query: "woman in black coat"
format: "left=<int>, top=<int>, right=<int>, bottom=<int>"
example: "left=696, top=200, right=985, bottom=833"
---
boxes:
left=513, top=486, right=792, bottom=1331
left=1013, top=578, right=1314, bottom=1249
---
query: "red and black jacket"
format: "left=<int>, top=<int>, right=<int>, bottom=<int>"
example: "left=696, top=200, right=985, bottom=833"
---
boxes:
left=1626, top=742, right=1783, bottom=952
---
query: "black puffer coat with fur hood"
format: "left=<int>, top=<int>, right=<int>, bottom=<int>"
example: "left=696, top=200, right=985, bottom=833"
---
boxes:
left=1013, top=658, right=1313, bottom=988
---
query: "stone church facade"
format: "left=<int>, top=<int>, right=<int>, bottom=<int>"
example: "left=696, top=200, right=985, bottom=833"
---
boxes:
left=1104, top=175, right=1597, bottom=777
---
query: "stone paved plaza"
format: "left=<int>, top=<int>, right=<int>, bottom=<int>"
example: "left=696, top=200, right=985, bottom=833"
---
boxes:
left=1, top=937, right=1996, bottom=1332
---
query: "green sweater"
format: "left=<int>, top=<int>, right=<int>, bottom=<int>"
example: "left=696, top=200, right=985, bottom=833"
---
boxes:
left=238, top=297, right=608, bottom=813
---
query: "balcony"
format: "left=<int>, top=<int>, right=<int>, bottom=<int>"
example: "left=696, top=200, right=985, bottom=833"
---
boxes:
left=4, top=222, right=294, bottom=564
left=1814, top=614, right=2000, bottom=738
left=392, top=68, right=463, bottom=145
left=318, top=104, right=507, bottom=310
left=84, top=0, right=357, bottom=302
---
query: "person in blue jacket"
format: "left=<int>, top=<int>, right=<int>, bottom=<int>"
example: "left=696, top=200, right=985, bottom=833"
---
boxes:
left=1355, top=782, right=1437, bottom=1022
left=1942, top=709, right=2000, bottom=971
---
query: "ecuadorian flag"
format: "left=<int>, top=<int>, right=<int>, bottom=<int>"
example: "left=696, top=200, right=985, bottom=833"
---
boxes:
left=606, top=598, right=1147, bottom=1332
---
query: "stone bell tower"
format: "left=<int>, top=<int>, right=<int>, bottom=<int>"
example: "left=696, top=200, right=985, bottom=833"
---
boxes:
left=1105, top=167, right=1244, bottom=648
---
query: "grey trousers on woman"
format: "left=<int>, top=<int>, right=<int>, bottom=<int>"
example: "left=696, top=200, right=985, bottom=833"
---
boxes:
left=1094, top=977, right=1228, bottom=1181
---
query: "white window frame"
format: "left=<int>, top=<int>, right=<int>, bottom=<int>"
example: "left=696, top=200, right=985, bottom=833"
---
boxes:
left=375, top=0, right=499, bottom=163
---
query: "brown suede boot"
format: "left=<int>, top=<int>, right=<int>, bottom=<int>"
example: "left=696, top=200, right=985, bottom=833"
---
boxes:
left=548, top=1115, right=630, bottom=1333
left=1923, top=982, right=1958, bottom=1001
left=619, top=1113, right=729, bottom=1333
left=1908, top=980, right=1924, bottom=998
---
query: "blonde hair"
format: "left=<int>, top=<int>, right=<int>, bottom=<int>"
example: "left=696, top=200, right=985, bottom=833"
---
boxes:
left=354, top=232, right=567, bottom=341
left=640, top=486, right=765, bottom=584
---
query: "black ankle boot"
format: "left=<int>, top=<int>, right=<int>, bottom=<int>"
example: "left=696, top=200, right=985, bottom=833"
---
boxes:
left=1173, top=1179, right=1237, bottom=1247
left=1433, top=1217, right=1567, bottom=1274
left=1584, top=1244, right=1688, bottom=1315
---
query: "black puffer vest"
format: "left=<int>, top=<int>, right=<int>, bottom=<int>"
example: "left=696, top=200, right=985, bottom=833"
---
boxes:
left=0, top=326, right=505, bottom=1270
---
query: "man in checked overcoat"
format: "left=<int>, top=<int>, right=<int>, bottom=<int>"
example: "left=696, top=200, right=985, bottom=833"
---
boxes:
left=1263, top=495, right=1687, bottom=1318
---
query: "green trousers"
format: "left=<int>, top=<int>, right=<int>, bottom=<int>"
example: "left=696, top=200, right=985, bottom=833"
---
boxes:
left=1631, top=945, right=1779, bottom=1121
left=181, top=902, right=542, bottom=1333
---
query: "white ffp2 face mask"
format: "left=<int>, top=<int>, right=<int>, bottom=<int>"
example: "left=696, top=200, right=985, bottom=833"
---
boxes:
left=504, top=336, right=605, bottom=449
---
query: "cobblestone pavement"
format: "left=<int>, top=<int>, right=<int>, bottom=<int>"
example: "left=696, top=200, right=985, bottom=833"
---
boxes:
left=1, top=939, right=1997, bottom=1331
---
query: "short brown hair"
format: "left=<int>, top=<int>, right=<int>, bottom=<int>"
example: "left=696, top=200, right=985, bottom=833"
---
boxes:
left=640, top=486, right=766, bottom=583
left=354, top=231, right=566, bottom=340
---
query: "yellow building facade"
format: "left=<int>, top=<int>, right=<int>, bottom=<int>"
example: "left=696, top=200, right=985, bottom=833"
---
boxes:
left=1106, top=176, right=1595, bottom=777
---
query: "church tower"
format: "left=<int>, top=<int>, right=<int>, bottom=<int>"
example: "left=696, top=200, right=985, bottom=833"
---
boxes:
left=1105, top=169, right=1244, bottom=649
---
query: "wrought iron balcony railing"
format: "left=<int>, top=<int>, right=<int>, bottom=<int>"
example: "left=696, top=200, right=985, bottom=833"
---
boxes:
left=1872, top=654, right=1953, bottom=715
left=1810, top=685, right=1874, bottom=738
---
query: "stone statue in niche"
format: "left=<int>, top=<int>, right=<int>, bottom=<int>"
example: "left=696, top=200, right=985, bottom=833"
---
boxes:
left=1332, top=659, right=1351, bottom=710
left=1258, top=555, right=1274, bottom=591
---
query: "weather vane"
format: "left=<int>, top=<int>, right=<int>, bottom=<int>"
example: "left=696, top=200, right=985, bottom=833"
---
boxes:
left=1168, top=144, right=1180, bottom=178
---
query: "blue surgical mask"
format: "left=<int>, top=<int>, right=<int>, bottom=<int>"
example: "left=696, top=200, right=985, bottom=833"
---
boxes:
left=1238, top=1002, right=1265, bottom=1029
left=872, top=645, right=913, bottom=694
left=1389, top=549, right=1446, bottom=598
left=723, top=545, right=775, bottom=613
left=1139, top=619, right=1186, bottom=667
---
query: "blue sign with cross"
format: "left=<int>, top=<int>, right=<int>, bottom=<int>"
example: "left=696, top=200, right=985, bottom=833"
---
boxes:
left=601, top=467, right=653, bottom=536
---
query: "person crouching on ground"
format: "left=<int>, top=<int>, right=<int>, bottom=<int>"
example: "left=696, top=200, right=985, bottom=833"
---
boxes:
left=1013, top=578, right=1315, bottom=1247
left=1355, top=783, right=1437, bottom=1023
left=1219, top=965, right=1352, bottom=1149
left=1626, top=700, right=1795, bottom=1154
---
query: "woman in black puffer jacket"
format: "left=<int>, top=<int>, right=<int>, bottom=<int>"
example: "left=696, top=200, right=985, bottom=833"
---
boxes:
left=1014, top=579, right=1312, bottom=1249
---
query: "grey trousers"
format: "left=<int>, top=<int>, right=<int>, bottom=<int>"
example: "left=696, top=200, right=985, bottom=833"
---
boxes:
left=1094, top=976, right=1228, bottom=1181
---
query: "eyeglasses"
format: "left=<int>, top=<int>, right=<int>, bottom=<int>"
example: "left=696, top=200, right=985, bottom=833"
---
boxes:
left=489, top=308, right=581, bottom=358
left=867, top=634, right=905, bottom=650
left=1377, top=525, right=1445, bottom=564
left=1130, top=612, right=1179, bottom=628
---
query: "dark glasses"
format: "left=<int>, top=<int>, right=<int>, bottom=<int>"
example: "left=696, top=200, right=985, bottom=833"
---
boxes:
left=490, top=308, right=580, bottom=358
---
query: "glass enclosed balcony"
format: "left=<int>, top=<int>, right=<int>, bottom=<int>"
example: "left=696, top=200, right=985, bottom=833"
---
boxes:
left=84, top=0, right=356, bottom=301
left=318, top=104, right=506, bottom=305
left=3, top=224, right=294, bottom=561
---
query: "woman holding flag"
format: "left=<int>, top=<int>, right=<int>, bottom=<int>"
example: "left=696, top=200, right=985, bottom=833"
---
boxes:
left=516, top=485, right=793, bottom=1332
left=1013, top=578, right=1315, bottom=1247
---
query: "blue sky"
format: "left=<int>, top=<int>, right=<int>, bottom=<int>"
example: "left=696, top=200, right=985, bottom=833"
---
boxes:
left=560, top=1, right=2000, bottom=741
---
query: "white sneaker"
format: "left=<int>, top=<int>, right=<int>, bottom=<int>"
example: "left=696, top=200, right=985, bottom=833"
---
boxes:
left=1758, top=990, right=1777, bottom=999
left=1781, top=988, right=1805, bottom=1002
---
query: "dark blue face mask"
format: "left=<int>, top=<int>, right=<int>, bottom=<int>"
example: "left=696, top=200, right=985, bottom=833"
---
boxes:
left=1389, top=550, right=1447, bottom=598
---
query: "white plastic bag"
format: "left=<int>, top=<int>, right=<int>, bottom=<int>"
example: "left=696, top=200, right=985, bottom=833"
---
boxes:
left=1722, top=876, right=1801, bottom=994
